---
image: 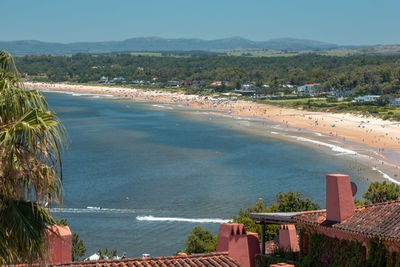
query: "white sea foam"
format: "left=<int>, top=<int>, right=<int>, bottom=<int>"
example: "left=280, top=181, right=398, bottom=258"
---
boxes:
left=372, top=168, right=400, bottom=185
left=71, top=93, right=96, bottom=96
left=50, top=207, right=138, bottom=214
left=270, top=131, right=279, bottom=135
left=293, top=136, right=358, bottom=155
left=136, top=215, right=230, bottom=223
left=91, top=94, right=114, bottom=98
left=291, top=136, right=400, bottom=184
left=38, top=89, right=115, bottom=98
left=152, top=104, right=172, bottom=109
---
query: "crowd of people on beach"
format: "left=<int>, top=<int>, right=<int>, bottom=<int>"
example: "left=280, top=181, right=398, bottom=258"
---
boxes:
left=25, top=82, right=400, bottom=161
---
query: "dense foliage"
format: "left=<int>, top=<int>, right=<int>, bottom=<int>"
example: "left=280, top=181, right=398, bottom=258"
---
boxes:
left=182, top=226, right=217, bottom=254
left=15, top=53, right=400, bottom=96
left=72, top=233, right=86, bottom=261
left=298, top=231, right=363, bottom=267
left=297, top=232, right=400, bottom=267
left=362, top=181, right=400, bottom=203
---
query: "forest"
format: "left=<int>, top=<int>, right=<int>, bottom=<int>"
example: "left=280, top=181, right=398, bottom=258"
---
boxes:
left=14, top=53, right=400, bottom=96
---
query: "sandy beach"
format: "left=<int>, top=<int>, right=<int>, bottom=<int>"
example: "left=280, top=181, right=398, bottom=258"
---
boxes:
left=24, top=82, right=400, bottom=182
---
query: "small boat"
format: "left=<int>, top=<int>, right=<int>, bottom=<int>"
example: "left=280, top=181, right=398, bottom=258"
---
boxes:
left=87, top=206, right=101, bottom=210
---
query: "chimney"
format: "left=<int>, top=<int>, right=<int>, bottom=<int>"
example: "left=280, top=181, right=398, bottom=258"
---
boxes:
left=326, top=174, right=355, bottom=222
left=279, top=224, right=299, bottom=252
left=45, top=225, right=72, bottom=264
left=216, top=223, right=260, bottom=267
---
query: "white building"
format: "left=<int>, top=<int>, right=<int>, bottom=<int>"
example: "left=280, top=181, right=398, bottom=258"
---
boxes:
left=354, top=95, right=380, bottom=102
left=297, top=83, right=319, bottom=94
left=242, top=84, right=255, bottom=90
left=99, top=76, right=108, bottom=82
left=390, top=97, right=400, bottom=106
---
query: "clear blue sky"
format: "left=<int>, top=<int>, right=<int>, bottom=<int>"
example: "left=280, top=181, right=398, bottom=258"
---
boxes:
left=3, top=0, right=400, bottom=45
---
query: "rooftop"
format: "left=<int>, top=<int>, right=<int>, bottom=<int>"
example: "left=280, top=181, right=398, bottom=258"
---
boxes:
left=51, top=252, right=240, bottom=267
left=292, top=200, right=400, bottom=242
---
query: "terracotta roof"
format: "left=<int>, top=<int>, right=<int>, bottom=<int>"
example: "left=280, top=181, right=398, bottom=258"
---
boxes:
left=51, top=252, right=240, bottom=267
left=292, top=200, right=400, bottom=242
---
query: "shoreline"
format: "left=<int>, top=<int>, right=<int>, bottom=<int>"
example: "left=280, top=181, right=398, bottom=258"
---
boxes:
left=24, top=82, right=400, bottom=183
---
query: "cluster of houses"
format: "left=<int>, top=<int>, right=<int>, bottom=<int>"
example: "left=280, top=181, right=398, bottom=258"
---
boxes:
left=97, top=76, right=400, bottom=105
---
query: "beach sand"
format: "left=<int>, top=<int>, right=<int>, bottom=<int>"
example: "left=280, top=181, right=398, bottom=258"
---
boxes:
left=25, top=82, right=400, bottom=182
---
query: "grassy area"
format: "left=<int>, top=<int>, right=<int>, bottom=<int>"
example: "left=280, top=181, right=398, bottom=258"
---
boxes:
left=129, top=52, right=163, bottom=57
left=225, top=50, right=294, bottom=57
left=253, top=97, right=400, bottom=121
left=224, top=49, right=355, bottom=58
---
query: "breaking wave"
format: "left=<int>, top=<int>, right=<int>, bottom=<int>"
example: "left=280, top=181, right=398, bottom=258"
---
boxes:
left=152, top=104, right=173, bottom=109
left=38, top=89, right=115, bottom=98
left=292, top=136, right=358, bottom=155
left=372, top=168, right=400, bottom=185
left=50, top=207, right=139, bottom=214
left=136, top=215, right=230, bottom=223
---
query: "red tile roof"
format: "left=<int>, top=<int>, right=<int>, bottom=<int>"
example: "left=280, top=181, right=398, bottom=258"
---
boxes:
left=292, top=200, right=400, bottom=242
left=51, top=252, right=240, bottom=267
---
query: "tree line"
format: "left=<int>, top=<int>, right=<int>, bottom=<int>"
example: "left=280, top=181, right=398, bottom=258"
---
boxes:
left=14, top=53, right=400, bottom=95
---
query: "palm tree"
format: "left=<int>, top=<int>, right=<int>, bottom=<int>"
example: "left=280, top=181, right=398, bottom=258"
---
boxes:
left=0, top=50, right=66, bottom=264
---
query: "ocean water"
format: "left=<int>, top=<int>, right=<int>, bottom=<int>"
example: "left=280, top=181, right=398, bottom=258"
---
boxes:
left=45, top=92, right=379, bottom=258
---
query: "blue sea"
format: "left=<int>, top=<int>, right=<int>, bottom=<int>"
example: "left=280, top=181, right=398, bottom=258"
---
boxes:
left=45, top=92, right=382, bottom=258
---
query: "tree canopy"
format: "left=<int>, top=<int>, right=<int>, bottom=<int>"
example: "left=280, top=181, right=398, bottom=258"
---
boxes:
left=15, top=53, right=400, bottom=96
left=362, top=181, right=400, bottom=204
left=182, top=226, right=217, bottom=255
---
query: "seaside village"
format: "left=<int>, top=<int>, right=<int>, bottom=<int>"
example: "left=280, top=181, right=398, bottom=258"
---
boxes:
left=28, top=73, right=400, bottom=105
left=14, top=80, right=400, bottom=266
left=3, top=0, right=400, bottom=264
left=5, top=64, right=400, bottom=267
left=36, top=174, right=400, bottom=266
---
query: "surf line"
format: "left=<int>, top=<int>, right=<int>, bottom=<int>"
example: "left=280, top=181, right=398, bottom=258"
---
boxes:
left=291, top=136, right=400, bottom=185
left=136, top=215, right=230, bottom=224
left=50, top=207, right=138, bottom=214
left=292, top=136, right=358, bottom=155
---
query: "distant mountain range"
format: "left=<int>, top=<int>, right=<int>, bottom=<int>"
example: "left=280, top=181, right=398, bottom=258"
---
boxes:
left=0, top=37, right=345, bottom=55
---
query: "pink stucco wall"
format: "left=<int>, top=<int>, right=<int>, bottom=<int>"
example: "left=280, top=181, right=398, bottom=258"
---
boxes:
left=279, top=224, right=299, bottom=252
left=46, top=225, right=72, bottom=264
left=216, top=223, right=261, bottom=267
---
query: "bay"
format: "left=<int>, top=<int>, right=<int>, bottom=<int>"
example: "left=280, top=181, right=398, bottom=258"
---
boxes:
left=46, top=92, right=376, bottom=258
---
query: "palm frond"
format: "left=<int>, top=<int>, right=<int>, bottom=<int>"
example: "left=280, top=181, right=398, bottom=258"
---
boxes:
left=0, top=197, right=55, bottom=264
left=0, top=50, right=67, bottom=264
